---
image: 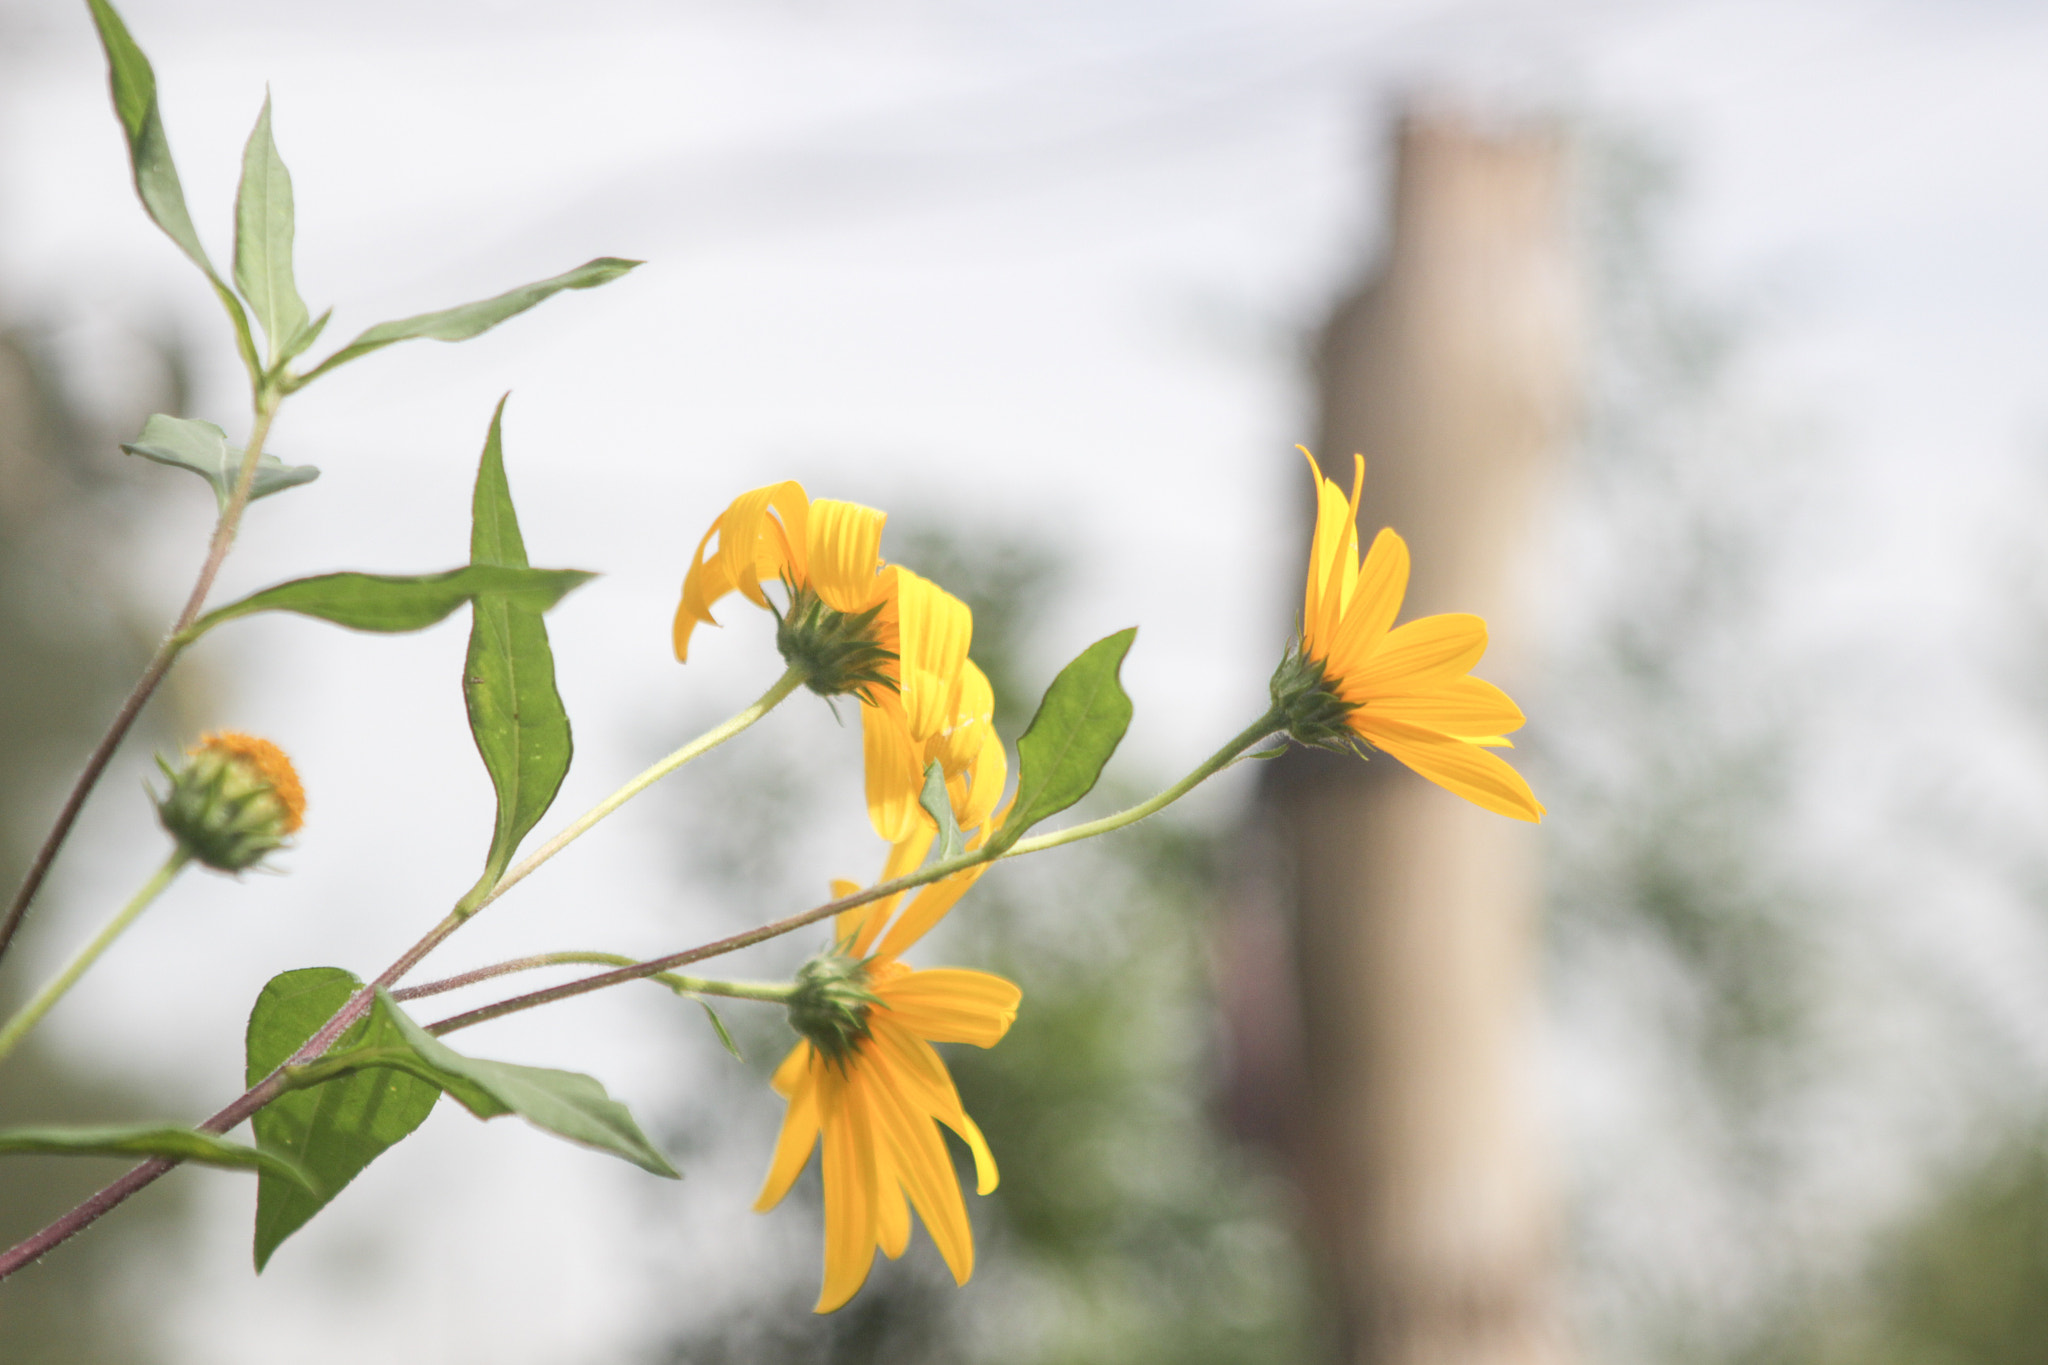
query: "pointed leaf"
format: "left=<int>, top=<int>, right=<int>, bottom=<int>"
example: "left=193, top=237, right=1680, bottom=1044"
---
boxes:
left=693, top=998, right=743, bottom=1061
left=122, top=413, right=319, bottom=511
left=85, top=0, right=260, bottom=377
left=989, top=627, right=1137, bottom=852
left=462, top=400, right=574, bottom=897
left=246, top=967, right=439, bottom=1270
left=0, top=1123, right=316, bottom=1191
left=186, top=563, right=594, bottom=640
left=233, top=94, right=310, bottom=363
left=377, top=991, right=679, bottom=1178
left=297, top=258, right=640, bottom=385
left=917, top=759, right=966, bottom=864
left=280, top=307, right=332, bottom=365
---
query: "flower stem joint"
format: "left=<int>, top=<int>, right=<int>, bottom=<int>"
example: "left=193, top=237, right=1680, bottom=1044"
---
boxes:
left=154, top=731, right=306, bottom=872
left=1268, top=645, right=1362, bottom=755
left=774, top=583, right=896, bottom=703
left=785, top=952, right=880, bottom=1067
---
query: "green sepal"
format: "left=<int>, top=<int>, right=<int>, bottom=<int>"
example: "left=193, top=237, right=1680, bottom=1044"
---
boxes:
left=0, top=1123, right=317, bottom=1191
left=122, top=413, right=319, bottom=511
left=986, top=627, right=1137, bottom=854
left=370, top=991, right=680, bottom=1179
left=917, top=759, right=966, bottom=864
left=184, top=563, right=595, bottom=641
left=291, top=258, right=641, bottom=388
left=1267, top=645, right=1363, bottom=755
left=775, top=585, right=896, bottom=701
left=85, top=0, right=261, bottom=381
left=232, top=93, right=310, bottom=366
left=461, top=399, right=573, bottom=905
left=246, top=967, right=439, bottom=1270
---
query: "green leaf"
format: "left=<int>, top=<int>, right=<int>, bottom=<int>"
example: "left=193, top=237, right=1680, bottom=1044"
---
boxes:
left=233, top=93, right=310, bottom=365
left=989, top=627, right=1137, bottom=853
left=0, top=1123, right=317, bottom=1191
left=295, top=258, right=641, bottom=386
left=693, top=998, right=743, bottom=1062
left=462, top=400, right=573, bottom=900
left=246, top=968, right=439, bottom=1270
left=280, top=307, right=332, bottom=365
left=917, top=759, right=966, bottom=864
left=376, top=991, right=680, bottom=1179
left=121, top=413, right=320, bottom=511
left=185, top=563, right=594, bottom=641
left=85, top=0, right=260, bottom=380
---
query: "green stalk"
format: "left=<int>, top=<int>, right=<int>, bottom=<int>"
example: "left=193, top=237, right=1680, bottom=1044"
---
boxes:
left=0, top=849, right=193, bottom=1066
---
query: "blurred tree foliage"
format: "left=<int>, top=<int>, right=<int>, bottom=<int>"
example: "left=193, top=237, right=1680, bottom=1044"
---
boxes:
left=652, top=522, right=1313, bottom=1364
left=0, top=317, right=191, bottom=1364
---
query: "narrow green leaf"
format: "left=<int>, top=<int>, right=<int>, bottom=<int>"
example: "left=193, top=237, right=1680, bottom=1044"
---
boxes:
left=917, top=760, right=966, bottom=865
left=296, top=258, right=641, bottom=386
left=247, top=970, right=438, bottom=1270
left=186, top=563, right=594, bottom=640
left=694, top=999, right=744, bottom=1061
left=989, top=627, right=1138, bottom=853
left=85, top=0, right=260, bottom=379
left=0, top=1123, right=316, bottom=1191
left=121, top=413, right=320, bottom=511
left=246, top=967, right=440, bottom=1271
left=279, top=307, right=332, bottom=366
left=377, top=991, right=680, bottom=1178
left=233, top=93, right=310, bottom=364
left=462, top=400, right=574, bottom=897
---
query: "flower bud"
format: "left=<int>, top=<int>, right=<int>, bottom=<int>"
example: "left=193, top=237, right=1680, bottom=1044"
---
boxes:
left=786, top=952, right=880, bottom=1066
left=155, top=731, right=306, bottom=872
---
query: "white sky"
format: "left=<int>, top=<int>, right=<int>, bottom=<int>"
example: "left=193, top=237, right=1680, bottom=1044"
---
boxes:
left=4, top=0, right=2047, bottom=1359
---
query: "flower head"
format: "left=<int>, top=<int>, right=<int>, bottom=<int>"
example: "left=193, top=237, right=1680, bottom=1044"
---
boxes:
left=1279, top=449, right=1543, bottom=822
left=155, top=730, right=307, bottom=871
left=756, top=833, right=1017, bottom=1312
left=674, top=480, right=897, bottom=699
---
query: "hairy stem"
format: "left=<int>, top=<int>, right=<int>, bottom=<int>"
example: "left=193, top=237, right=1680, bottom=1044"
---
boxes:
left=394, top=951, right=795, bottom=1005
left=0, top=850, right=193, bottom=1067
left=0, top=396, right=283, bottom=968
left=426, top=709, right=1285, bottom=1037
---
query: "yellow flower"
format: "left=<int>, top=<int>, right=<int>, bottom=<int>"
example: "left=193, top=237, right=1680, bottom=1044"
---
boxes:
left=1284, top=449, right=1543, bottom=822
left=154, top=730, right=307, bottom=871
left=672, top=478, right=1002, bottom=843
left=756, top=838, right=1017, bottom=1313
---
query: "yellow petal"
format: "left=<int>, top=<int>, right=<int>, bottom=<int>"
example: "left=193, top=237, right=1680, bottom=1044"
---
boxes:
left=1362, top=674, right=1526, bottom=739
left=1324, top=528, right=1409, bottom=672
left=894, top=570, right=973, bottom=742
left=755, top=1047, right=820, bottom=1212
left=864, top=1056, right=975, bottom=1283
left=861, top=696, right=926, bottom=845
left=845, top=830, right=931, bottom=959
left=806, top=499, right=888, bottom=614
left=712, top=482, right=801, bottom=610
left=873, top=1147, right=912, bottom=1260
left=877, top=968, right=1021, bottom=1047
left=817, top=1073, right=879, bottom=1313
left=873, top=861, right=991, bottom=962
left=1348, top=613, right=1488, bottom=693
left=674, top=519, right=738, bottom=662
left=952, top=1110, right=999, bottom=1196
left=1356, top=717, right=1545, bottom=821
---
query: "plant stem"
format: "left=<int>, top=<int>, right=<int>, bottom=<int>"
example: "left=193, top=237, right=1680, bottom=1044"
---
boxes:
left=393, top=951, right=795, bottom=1004
left=0, top=396, right=283, bottom=969
left=0, top=850, right=192, bottom=1067
left=425, top=709, right=1285, bottom=1038
left=457, top=663, right=809, bottom=919
left=0, top=663, right=811, bottom=1279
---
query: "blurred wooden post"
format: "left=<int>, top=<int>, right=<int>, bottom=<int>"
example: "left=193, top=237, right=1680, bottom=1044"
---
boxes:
left=1255, top=108, right=1579, bottom=1365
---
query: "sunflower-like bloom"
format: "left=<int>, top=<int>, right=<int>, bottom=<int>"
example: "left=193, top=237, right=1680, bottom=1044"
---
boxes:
left=1279, top=449, right=1543, bottom=822
left=674, top=479, right=1001, bottom=842
left=756, top=836, right=1018, bottom=1313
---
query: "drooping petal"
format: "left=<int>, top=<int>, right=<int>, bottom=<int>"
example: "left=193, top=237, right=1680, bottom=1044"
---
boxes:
left=876, top=968, right=1021, bottom=1047
left=894, top=569, right=974, bottom=743
left=951, top=1110, right=999, bottom=1197
left=1347, top=613, right=1489, bottom=694
left=872, top=1135, right=912, bottom=1260
left=861, top=694, right=926, bottom=844
left=807, top=499, right=888, bottom=614
left=755, top=1047, right=821, bottom=1212
left=710, top=482, right=803, bottom=610
left=1362, top=673, right=1526, bottom=739
left=864, top=1051, right=975, bottom=1283
left=872, top=860, right=991, bottom=962
left=869, top=1021, right=996, bottom=1198
left=674, top=519, right=739, bottom=661
left=817, top=1072, right=880, bottom=1313
left=844, top=831, right=931, bottom=959
left=1354, top=717, right=1545, bottom=821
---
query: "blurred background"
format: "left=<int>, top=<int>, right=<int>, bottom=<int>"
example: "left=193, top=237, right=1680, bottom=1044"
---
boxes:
left=2, top=0, right=2046, bottom=1361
